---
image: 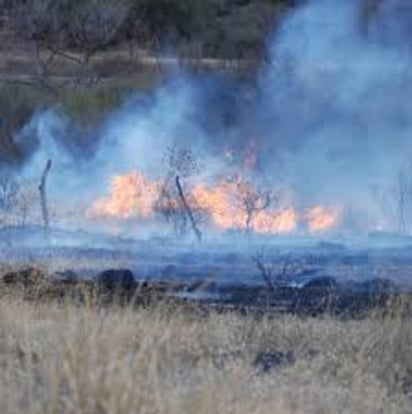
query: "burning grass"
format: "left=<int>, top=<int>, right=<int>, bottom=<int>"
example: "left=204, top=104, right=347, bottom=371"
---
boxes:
left=91, top=170, right=342, bottom=235
left=0, top=267, right=411, bottom=413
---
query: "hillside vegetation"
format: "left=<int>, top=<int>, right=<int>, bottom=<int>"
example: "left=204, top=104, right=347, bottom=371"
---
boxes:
left=0, top=0, right=389, bottom=164
left=0, top=0, right=293, bottom=60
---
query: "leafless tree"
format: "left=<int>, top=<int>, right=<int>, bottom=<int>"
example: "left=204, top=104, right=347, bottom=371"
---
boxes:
left=66, top=0, right=130, bottom=86
left=155, top=146, right=204, bottom=239
left=252, top=250, right=303, bottom=294
left=231, top=177, right=274, bottom=234
left=6, top=0, right=130, bottom=94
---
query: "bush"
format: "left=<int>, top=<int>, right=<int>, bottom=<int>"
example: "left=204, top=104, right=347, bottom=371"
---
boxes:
left=3, top=0, right=293, bottom=59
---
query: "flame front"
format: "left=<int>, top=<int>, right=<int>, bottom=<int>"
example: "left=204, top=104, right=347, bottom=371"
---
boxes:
left=91, top=171, right=341, bottom=234
left=91, top=172, right=160, bottom=219
left=307, top=206, right=341, bottom=233
left=192, top=180, right=298, bottom=234
left=254, top=209, right=297, bottom=234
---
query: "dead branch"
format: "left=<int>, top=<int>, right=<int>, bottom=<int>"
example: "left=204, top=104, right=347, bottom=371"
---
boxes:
left=252, top=252, right=303, bottom=294
left=39, top=159, right=52, bottom=229
left=232, top=177, right=274, bottom=233
left=252, top=252, right=278, bottom=294
left=175, top=175, right=202, bottom=243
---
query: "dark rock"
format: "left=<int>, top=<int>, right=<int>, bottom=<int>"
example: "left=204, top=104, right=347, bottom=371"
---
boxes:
left=97, top=269, right=136, bottom=293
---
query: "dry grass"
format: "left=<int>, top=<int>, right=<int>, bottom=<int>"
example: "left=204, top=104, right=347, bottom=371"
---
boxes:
left=0, top=280, right=411, bottom=414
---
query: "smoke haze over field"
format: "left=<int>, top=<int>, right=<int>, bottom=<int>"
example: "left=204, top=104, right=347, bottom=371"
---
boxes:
left=16, top=0, right=412, bottom=233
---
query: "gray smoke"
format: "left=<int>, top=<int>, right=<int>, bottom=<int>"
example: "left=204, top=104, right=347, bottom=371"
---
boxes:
left=255, top=0, right=412, bottom=225
left=19, top=0, right=412, bottom=232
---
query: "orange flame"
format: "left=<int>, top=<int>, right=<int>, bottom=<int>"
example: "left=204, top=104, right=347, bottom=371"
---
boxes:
left=307, top=206, right=341, bottom=233
left=91, top=171, right=340, bottom=234
left=91, top=172, right=160, bottom=219
left=192, top=179, right=297, bottom=234
left=254, top=209, right=297, bottom=234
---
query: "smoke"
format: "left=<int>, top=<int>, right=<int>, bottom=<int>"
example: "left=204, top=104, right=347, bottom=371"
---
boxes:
left=17, top=0, right=412, bottom=232
left=257, top=0, right=412, bottom=222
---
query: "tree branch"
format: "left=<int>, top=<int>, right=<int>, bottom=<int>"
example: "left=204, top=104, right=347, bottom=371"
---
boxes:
left=175, top=175, right=202, bottom=242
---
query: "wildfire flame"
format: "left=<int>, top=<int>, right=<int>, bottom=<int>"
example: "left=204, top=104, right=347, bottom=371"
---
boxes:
left=192, top=179, right=298, bottom=234
left=91, top=171, right=341, bottom=234
left=92, top=172, right=160, bottom=219
left=307, top=205, right=342, bottom=233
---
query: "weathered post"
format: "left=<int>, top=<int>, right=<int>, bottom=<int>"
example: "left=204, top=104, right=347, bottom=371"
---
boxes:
left=39, top=159, right=52, bottom=229
left=175, top=175, right=202, bottom=242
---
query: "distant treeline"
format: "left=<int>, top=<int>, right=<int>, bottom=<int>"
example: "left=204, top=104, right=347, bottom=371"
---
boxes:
left=0, top=0, right=295, bottom=60
left=0, top=0, right=386, bottom=166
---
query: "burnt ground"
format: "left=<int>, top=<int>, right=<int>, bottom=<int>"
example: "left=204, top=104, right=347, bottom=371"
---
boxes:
left=1, top=225, right=412, bottom=316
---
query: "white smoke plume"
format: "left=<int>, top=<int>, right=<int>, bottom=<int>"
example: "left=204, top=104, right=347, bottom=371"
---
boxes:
left=16, top=0, right=412, bottom=234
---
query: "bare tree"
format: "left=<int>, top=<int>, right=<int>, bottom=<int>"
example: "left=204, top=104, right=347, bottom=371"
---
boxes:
left=252, top=251, right=303, bottom=294
left=6, top=0, right=66, bottom=95
left=6, top=0, right=130, bottom=93
left=231, top=176, right=274, bottom=234
left=155, top=146, right=204, bottom=239
left=67, top=0, right=130, bottom=86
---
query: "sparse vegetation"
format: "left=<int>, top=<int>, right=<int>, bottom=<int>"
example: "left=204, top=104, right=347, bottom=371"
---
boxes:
left=0, top=175, right=39, bottom=226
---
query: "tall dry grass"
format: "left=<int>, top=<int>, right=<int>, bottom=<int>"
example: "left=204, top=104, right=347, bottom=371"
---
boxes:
left=0, top=289, right=411, bottom=414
